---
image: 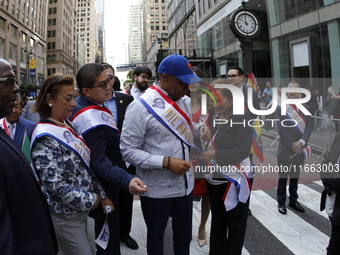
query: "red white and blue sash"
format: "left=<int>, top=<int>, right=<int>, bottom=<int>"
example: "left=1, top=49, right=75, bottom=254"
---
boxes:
left=71, top=105, right=119, bottom=135
left=31, top=123, right=92, bottom=173
left=285, top=104, right=306, bottom=134
left=205, top=131, right=252, bottom=211
left=222, top=158, right=252, bottom=211
left=139, top=85, right=193, bottom=147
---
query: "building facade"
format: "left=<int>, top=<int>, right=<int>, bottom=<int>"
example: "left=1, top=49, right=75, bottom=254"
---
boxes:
left=77, top=0, right=98, bottom=63
left=129, top=2, right=142, bottom=63
left=167, top=0, right=340, bottom=93
left=142, top=0, right=168, bottom=62
left=0, top=0, right=48, bottom=87
left=96, top=0, right=105, bottom=63
left=47, top=0, right=78, bottom=78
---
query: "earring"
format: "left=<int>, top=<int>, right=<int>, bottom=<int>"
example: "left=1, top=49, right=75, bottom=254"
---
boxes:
left=49, top=103, right=52, bottom=107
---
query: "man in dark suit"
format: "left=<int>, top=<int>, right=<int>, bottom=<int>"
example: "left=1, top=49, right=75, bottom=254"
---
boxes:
left=71, top=63, right=147, bottom=255
left=321, top=131, right=340, bottom=255
left=102, top=63, right=138, bottom=250
left=0, top=58, right=58, bottom=254
left=227, top=66, right=260, bottom=216
left=276, top=81, right=313, bottom=214
left=0, top=96, right=35, bottom=149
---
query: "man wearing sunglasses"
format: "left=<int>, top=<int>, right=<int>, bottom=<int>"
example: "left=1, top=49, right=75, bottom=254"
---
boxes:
left=101, top=62, right=139, bottom=250
left=0, top=58, right=58, bottom=254
left=71, top=63, right=148, bottom=255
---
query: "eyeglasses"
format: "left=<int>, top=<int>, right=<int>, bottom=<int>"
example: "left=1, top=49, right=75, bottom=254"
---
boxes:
left=227, top=74, right=240, bottom=78
left=0, top=77, right=17, bottom=87
left=107, top=75, right=115, bottom=81
left=139, top=75, right=150, bottom=80
left=89, top=79, right=110, bottom=89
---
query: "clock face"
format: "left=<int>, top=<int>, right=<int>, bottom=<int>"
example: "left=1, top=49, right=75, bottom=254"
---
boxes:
left=232, top=10, right=260, bottom=38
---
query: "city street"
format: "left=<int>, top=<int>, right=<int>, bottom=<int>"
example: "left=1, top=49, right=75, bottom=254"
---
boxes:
left=86, top=135, right=331, bottom=255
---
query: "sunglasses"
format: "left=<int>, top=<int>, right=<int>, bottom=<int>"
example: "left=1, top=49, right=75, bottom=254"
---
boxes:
left=0, top=77, right=17, bottom=87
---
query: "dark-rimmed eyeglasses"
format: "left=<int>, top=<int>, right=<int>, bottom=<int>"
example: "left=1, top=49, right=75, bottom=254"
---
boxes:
left=107, top=75, right=115, bottom=81
left=0, top=77, right=17, bottom=87
left=139, top=75, right=150, bottom=80
left=88, top=79, right=110, bottom=89
left=227, top=74, right=240, bottom=78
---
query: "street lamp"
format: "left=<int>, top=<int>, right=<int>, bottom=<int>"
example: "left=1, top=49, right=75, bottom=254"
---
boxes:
left=24, top=47, right=33, bottom=85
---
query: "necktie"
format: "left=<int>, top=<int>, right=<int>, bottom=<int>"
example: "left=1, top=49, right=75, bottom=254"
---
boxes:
left=8, top=124, right=14, bottom=139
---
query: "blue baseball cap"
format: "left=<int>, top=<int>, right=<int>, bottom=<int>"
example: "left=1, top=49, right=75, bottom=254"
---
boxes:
left=158, top=54, right=202, bottom=84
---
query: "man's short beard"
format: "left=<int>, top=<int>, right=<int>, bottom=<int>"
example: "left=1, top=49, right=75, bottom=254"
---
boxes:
left=136, top=81, right=148, bottom=91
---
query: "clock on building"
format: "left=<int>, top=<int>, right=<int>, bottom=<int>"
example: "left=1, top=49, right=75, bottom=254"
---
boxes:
left=230, top=8, right=261, bottom=39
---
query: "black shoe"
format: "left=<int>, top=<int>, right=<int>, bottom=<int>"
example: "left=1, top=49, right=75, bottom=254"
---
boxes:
left=248, top=208, right=252, bottom=216
left=120, top=235, right=138, bottom=250
left=289, top=201, right=305, bottom=212
left=278, top=203, right=287, bottom=214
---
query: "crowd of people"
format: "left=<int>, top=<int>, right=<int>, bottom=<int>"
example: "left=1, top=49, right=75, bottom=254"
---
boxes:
left=1, top=55, right=340, bottom=255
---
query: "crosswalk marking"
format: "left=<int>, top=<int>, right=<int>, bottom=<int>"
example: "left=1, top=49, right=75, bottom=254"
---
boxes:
left=297, top=184, right=328, bottom=218
left=118, top=182, right=330, bottom=255
left=250, top=190, right=329, bottom=255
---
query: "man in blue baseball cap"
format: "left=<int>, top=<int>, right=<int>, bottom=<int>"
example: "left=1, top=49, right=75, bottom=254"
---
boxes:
left=120, top=54, right=201, bottom=254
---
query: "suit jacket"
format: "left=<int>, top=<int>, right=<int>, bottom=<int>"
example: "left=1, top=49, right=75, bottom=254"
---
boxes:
left=71, top=95, right=133, bottom=202
left=115, top=92, right=134, bottom=131
left=21, top=100, right=40, bottom=123
left=13, top=117, right=36, bottom=148
left=320, top=131, right=340, bottom=225
left=275, top=104, right=313, bottom=161
left=242, top=85, right=260, bottom=120
left=0, top=128, right=57, bottom=255
left=115, top=92, right=136, bottom=176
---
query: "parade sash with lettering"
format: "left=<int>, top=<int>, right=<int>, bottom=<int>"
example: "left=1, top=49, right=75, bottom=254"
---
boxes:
left=70, top=105, right=119, bottom=135
left=284, top=104, right=306, bottom=134
left=31, top=123, right=92, bottom=174
left=139, top=85, right=194, bottom=147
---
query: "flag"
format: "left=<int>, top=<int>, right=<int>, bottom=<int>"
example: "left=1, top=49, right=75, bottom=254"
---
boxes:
left=302, top=144, right=312, bottom=163
left=21, top=130, right=31, bottom=163
left=250, top=117, right=264, bottom=163
left=247, top=72, right=261, bottom=98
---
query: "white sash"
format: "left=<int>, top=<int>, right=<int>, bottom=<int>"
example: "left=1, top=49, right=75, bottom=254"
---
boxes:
left=139, top=85, right=193, bottom=147
left=286, top=104, right=306, bottom=134
left=31, top=123, right=91, bottom=173
left=71, top=105, right=119, bottom=135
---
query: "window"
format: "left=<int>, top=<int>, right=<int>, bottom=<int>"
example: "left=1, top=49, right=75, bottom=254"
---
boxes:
left=21, top=32, right=27, bottom=42
left=155, top=5, right=159, bottom=9
left=48, top=18, right=56, bottom=26
left=49, top=0, right=57, bottom=3
left=0, top=17, right=5, bottom=30
left=48, top=68, right=56, bottom=76
left=47, top=42, right=55, bottom=50
left=10, top=24, right=17, bottom=37
left=47, top=30, right=56, bottom=37
left=48, top=7, right=57, bottom=14
left=0, top=38, right=4, bottom=58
